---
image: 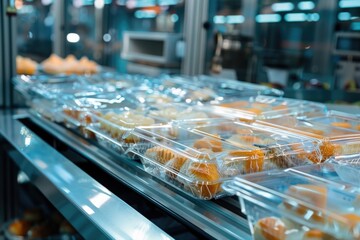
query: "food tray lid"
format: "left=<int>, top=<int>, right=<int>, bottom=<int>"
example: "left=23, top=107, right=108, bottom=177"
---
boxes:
left=181, top=119, right=323, bottom=163
left=60, top=92, right=138, bottom=110
left=224, top=165, right=360, bottom=239
left=211, top=95, right=327, bottom=120
left=195, top=75, right=284, bottom=97
left=307, top=110, right=360, bottom=131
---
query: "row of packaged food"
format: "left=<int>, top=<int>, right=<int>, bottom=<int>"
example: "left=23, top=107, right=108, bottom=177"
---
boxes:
left=14, top=73, right=360, bottom=239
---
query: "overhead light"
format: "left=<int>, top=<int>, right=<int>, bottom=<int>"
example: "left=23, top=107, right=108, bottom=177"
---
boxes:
left=285, top=13, right=307, bottom=22
left=134, top=10, right=157, bottom=18
left=213, top=15, right=226, bottom=24
left=271, top=2, right=294, bottom=12
left=171, top=14, right=179, bottom=23
left=338, top=12, right=352, bottom=21
left=298, top=1, right=315, bottom=10
left=103, top=33, right=111, bottom=42
left=339, top=0, right=360, bottom=8
left=94, top=0, right=104, bottom=9
left=256, top=14, right=281, bottom=23
left=66, top=33, right=80, bottom=43
left=307, top=13, right=320, bottom=21
left=226, top=15, right=245, bottom=24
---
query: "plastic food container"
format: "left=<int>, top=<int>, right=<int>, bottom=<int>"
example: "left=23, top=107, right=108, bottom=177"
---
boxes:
left=123, top=86, right=182, bottom=105
left=194, top=75, right=284, bottom=97
left=128, top=120, right=322, bottom=200
left=224, top=167, right=360, bottom=240
left=211, top=95, right=327, bottom=121
left=29, top=81, right=112, bottom=100
left=288, top=159, right=360, bottom=188
left=259, top=116, right=360, bottom=161
left=85, top=108, right=170, bottom=153
left=307, top=111, right=360, bottom=132
left=157, top=75, right=222, bottom=103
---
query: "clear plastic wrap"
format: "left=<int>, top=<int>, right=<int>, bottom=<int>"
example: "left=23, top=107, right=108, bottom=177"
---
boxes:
left=128, top=121, right=322, bottom=200
left=259, top=116, right=360, bottom=161
left=224, top=165, right=360, bottom=240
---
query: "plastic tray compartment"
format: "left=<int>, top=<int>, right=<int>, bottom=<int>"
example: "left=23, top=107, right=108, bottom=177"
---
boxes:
left=189, top=120, right=323, bottom=168
left=157, top=75, right=221, bottom=103
left=29, top=81, right=114, bottom=100
left=259, top=116, right=360, bottom=160
left=85, top=108, right=169, bottom=153
left=307, top=110, right=360, bottom=131
left=122, top=86, right=181, bottom=105
left=224, top=168, right=360, bottom=240
left=146, top=103, right=226, bottom=123
left=288, top=159, right=360, bottom=189
left=194, top=75, right=284, bottom=97
left=211, top=95, right=327, bottom=121
left=128, top=122, right=320, bottom=200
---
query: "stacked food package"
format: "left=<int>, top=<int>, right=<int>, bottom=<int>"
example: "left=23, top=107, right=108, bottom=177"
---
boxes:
left=13, top=68, right=360, bottom=239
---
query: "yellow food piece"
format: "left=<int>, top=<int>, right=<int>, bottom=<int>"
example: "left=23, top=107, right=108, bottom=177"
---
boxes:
left=227, top=149, right=264, bottom=173
left=331, top=122, right=352, bottom=129
left=257, top=217, right=286, bottom=240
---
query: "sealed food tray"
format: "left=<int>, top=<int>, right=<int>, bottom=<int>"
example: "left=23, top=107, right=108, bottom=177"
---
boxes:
left=122, top=86, right=183, bottom=105
left=157, top=75, right=221, bottom=103
left=223, top=167, right=360, bottom=240
left=211, top=95, right=327, bottom=121
left=288, top=159, right=360, bottom=188
left=128, top=121, right=321, bottom=200
left=307, top=110, right=360, bottom=131
left=194, top=75, right=284, bottom=97
left=146, top=103, right=226, bottom=123
left=259, top=116, right=360, bottom=160
left=85, top=108, right=169, bottom=153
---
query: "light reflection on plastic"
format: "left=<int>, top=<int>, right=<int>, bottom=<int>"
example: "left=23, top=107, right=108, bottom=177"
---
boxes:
left=61, top=187, right=71, bottom=194
left=298, top=1, right=315, bottom=10
left=255, top=14, right=281, bottom=23
left=35, top=160, right=48, bottom=169
left=271, top=2, right=294, bottom=12
left=25, top=136, right=32, bottom=146
left=103, top=33, right=111, bottom=42
left=89, top=193, right=111, bottom=208
left=82, top=205, right=95, bottom=215
left=339, top=0, right=360, bottom=8
left=66, top=33, right=80, bottom=43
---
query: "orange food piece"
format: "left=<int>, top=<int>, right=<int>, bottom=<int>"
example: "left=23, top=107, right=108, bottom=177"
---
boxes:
left=258, top=217, right=286, bottom=240
left=307, top=141, right=340, bottom=163
left=244, top=108, right=263, bottom=115
left=356, top=125, right=360, bottom=131
left=193, top=137, right=223, bottom=152
left=251, top=102, right=269, bottom=109
left=285, top=184, right=327, bottom=223
left=227, top=149, right=264, bottom=173
left=166, top=155, right=188, bottom=179
left=239, top=135, right=262, bottom=144
left=272, top=105, right=288, bottom=111
left=187, top=162, right=220, bottom=199
left=331, top=122, right=352, bottom=129
left=8, top=219, right=32, bottom=236
left=341, top=213, right=360, bottom=229
left=220, top=101, right=248, bottom=108
left=145, top=146, right=176, bottom=164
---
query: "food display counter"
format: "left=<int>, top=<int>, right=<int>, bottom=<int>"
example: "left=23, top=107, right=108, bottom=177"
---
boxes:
left=1, top=73, right=360, bottom=239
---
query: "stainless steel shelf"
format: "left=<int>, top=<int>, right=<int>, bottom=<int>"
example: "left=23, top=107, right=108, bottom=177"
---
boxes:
left=27, top=111, right=252, bottom=240
left=0, top=110, right=173, bottom=240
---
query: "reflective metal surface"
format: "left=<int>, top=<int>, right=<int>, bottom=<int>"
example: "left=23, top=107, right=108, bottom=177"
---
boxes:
left=0, top=110, right=172, bottom=240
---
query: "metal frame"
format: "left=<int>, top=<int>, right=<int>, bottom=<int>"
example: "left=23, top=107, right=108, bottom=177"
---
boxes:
left=182, top=0, right=209, bottom=75
left=0, top=110, right=173, bottom=240
left=53, top=0, right=66, bottom=57
left=0, top=0, right=4, bottom=107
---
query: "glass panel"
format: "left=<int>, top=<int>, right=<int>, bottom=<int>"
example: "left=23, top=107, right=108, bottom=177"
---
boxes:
left=16, top=0, right=54, bottom=61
